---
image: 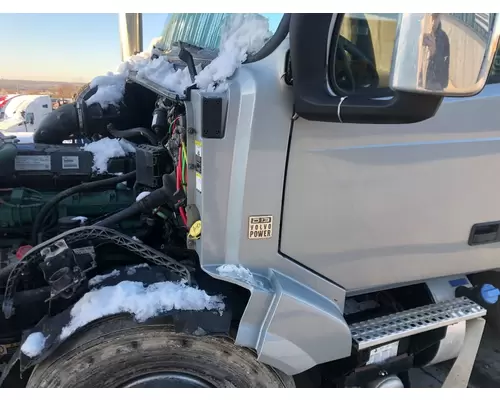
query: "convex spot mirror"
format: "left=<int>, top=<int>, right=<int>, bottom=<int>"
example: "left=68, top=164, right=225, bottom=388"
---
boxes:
left=390, top=13, right=500, bottom=97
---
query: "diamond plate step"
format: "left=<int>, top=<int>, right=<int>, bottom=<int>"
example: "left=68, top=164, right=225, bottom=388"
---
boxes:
left=349, top=297, right=486, bottom=350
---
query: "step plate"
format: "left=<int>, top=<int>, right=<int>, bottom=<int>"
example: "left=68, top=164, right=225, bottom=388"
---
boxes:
left=350, top=297, right=486, bottom=350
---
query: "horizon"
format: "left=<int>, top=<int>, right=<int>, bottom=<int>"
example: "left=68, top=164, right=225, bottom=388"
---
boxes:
left=0, top=13, right=168, bottom=83
left=0, top=78, right=86, bottom=84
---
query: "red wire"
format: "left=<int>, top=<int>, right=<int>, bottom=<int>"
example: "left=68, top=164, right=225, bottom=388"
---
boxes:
left=176, top=146, right=188, bottom=226
left=176, top=146, right=182, bottom=191
left=171, top=116, right=180, bottom=135
left=179, top=205, right=188, bottom=226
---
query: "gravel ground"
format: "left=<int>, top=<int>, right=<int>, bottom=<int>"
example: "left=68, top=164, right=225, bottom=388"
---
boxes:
left=410, top=327, right=500, bottom=388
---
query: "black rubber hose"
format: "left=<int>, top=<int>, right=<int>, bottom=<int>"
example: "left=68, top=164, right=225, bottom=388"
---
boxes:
left=107, top=123, right=159, bottom=145
left=0, top=263, right=15, bottom=281
left=93, top=202, right=144, bottom=228
left=0, top=286, right=50, bottom=305
left=244, top=13, right=291, bottom=64
left=33, top=103, right=80, bottom=144
left=31, top=171, right=136, bottom=245
left=95, top=174, right=176, bottom=228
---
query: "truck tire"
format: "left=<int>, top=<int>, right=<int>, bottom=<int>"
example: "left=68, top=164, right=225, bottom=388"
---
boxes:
left=26, top=316, right=295, bottom=388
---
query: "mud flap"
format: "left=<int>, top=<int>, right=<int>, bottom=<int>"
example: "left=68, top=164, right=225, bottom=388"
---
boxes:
left=442, top=317, right=486, bottom=388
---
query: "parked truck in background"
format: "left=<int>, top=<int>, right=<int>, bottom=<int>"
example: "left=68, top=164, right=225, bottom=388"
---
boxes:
left=0, top=94, right=20, bottom=120
left=0, top=94, right=52, bottom=134
left=1, top=13, right=500, bottom=388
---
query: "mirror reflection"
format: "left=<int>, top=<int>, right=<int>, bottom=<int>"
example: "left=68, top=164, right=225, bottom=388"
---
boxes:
left=392, top=13, right=499, bottom=96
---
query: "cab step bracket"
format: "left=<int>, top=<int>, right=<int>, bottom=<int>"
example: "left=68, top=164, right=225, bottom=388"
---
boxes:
left=349, top=297, right=486, bottom=350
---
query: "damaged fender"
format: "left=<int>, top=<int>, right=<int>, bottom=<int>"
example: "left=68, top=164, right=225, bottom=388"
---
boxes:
left=0, top=265, right=231, bottom=385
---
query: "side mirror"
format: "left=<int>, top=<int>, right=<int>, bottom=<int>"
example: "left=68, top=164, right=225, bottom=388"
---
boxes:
left=289, top=13, right=500, bottom=125
left=391, top=13, right=500, bottom=96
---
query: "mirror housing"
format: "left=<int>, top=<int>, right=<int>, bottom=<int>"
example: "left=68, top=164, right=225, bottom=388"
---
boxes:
left=391, top=13, right=500, bottom=96
left=25, top=113, right=34, bottom=125
left=289, top=13, right=500, bottom=125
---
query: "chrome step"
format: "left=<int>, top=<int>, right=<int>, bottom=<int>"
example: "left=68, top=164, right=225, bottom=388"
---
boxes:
left=349, top=297, right=486, bottom=350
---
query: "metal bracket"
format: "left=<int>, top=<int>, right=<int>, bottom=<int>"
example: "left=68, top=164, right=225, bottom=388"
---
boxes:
left=442, top=317, right=486, bottom=388
left=2, top=226, right=192, bottom=319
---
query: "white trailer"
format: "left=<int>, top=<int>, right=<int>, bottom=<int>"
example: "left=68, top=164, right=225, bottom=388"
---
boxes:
left=0, top=94, right=20, bottom=120
left=0, top=95, right=52, bottom=134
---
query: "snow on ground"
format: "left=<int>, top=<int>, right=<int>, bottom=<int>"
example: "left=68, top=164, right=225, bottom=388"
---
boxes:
left=136, top=191, right=151, bottom=202
left=88, top=269, right=121, bottom=287
left=216, top=264, right=259, bottom=286
left=86, top=14, right=272, bottom=109
left=59, top=280, right=225, bottom=340
left=82, top=137, right=136, bottom=173
left=20, top=332, right=48, bottom=358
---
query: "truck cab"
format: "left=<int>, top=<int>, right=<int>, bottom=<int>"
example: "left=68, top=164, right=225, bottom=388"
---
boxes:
left=1, top=13, right=500, bottom=388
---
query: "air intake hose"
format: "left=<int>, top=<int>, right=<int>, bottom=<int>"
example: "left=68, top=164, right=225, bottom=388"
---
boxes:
left=107, top=123, right=159, bottom=145
left=33, top=103, right=80, bottom=144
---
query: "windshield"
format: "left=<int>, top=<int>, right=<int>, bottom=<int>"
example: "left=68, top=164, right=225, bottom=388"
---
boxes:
left=159, top=13, right=284, bottom=53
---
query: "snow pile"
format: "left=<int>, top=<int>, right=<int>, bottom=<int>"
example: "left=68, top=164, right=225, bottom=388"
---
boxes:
left=59, top=280, right=225, bottom=340
left=147, top=36, right=163, bottom=54
left=85, top=52, right=152, bottom=108
left=86, top=14, right=272, bottom=108
left=72, top=216, right=88, bottom=225
left=21, top=332, right=48, bottom=358
left=85, top=34, right=162, bottom=108
left=136, top=191, right=151, bottom=202
left=137, top=57, right=193, bottom=96
left=83, top=137, right=136, bottom=173
left=88, top=269, right=121, bottom=287
left=194, top=14, right=272, bottom=92
left=216, top=264, right=259, bottom=286
left=126, top=263, right=149, bottom=275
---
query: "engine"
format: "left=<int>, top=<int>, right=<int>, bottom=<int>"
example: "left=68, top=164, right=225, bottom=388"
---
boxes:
left=0, top=80, right=195, bottom=372
left=0, top=142, right=135, bottom=189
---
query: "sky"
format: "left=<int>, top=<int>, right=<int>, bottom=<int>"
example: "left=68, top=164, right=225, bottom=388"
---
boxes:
left=0, top=13, right=283, bottom=84
left=0, top=13, right=169, bottom=82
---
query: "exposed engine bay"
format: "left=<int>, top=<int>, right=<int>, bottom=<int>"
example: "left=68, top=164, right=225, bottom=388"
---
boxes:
left=0, top=79, right=210, bottom=372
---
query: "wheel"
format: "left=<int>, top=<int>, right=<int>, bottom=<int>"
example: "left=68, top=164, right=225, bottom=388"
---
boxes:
left=27, top=316, right=295, bottom=388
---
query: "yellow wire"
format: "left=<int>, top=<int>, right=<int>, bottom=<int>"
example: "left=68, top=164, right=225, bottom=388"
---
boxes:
left=181, top=142, right=188, bottom=165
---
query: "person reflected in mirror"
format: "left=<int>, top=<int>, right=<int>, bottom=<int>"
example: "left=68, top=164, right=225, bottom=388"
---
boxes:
left=422, top=13, right=450, bottom=90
